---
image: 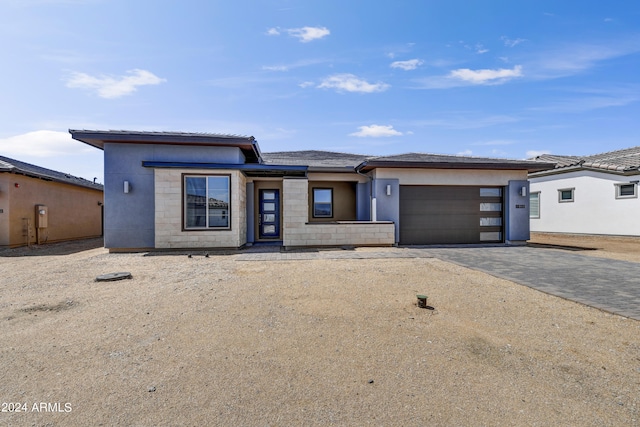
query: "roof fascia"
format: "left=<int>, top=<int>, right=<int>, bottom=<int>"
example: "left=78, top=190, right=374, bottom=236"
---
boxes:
left=69, top=130, right=262, bottom=163
left=356, top=160, right=555, bottom=173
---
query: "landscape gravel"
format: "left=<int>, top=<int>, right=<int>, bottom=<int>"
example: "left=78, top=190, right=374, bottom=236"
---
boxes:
left=0, top=238, right=638, bottom=426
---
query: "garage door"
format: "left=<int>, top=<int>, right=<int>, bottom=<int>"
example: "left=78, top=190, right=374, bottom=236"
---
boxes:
left=399, top=186, right=503, bottom=245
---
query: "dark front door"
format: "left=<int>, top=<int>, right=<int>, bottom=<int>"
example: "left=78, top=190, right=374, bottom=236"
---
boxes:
left=259, top=189, right=280, bottom=239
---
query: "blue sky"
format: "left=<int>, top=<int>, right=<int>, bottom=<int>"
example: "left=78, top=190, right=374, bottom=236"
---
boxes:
left=2, top=0, right=640, bottom=182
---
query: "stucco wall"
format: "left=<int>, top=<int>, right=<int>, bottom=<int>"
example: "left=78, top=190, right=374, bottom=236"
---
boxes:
left=373, top=168, right=528, bottom=185
left=0, top=173, right=103, bottom=248
left=282, top=178, right=394, bottom=247
left=154, top=169, right=246, bottom=249
left=0, top=175, right=10, bottom=247
left=530, top=170, right=640, bottom=236
left=104, top=143, right=246, bottom=250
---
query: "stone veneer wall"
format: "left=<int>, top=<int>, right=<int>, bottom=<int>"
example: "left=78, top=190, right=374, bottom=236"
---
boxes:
left=155, top=169, right=246, bottom=249
left=283, top=178, right=395, bottom=247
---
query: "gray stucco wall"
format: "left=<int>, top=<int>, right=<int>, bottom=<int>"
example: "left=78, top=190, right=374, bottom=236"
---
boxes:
left=103, top=143, right=245, bottom=249
left=505, top=180, right=530, bottom=243
left=373, top=178, right=400, bottom=243
left=356, top=181, right=371, bottom=221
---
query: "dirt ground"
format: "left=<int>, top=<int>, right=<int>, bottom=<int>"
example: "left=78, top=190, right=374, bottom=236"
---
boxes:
left=0, top=238, right=639, bottom=426
left=529, top=232, right=640, bottom=263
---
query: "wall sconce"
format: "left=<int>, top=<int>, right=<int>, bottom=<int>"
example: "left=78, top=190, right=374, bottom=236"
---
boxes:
left=386, top=185, right=391, bottom=196
left=519, top=186, right=527, bottom=197
left=124, top=181, right=131, bottom=194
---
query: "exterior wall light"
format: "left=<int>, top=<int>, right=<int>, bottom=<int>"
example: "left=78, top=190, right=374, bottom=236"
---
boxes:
left=386, top=185, right=391, bottom=196
left=124, top=181, right=131, bottom=193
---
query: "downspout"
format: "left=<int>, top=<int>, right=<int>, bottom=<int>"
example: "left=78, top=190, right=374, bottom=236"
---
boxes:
left=355, top=162, right=375, bottom=221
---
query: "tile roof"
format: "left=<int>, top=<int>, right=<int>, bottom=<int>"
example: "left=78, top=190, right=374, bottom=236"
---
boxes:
left=262, top=150, right=371, bottom=168
left=533, top=146, right=640, bottom=173
left=0, top=155, right=103, bottom=191
left=357, top=152, right=554, bottom=172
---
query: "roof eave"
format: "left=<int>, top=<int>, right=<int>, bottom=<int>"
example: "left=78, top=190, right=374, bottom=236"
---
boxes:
left=69, top=129, right=262, bottom=163
left=356, top=160, right=555, bottom=173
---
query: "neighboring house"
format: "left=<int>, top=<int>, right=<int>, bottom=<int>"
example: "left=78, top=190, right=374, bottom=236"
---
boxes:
left=0, top=156, right=104, bottom=248
left=70, top=129, right=551, bottom=252
left=530, top=147, right=640, bottom=236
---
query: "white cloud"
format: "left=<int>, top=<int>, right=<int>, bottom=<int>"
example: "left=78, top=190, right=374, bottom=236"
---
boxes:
left=266, top=27, right=280, bottom=36
left=66, top=69, right=166, bottom=99
left=476, top=44, right=489, bottom=54
left=0, top=130, right=103, bottom=181
left=287, top=26, right=330, bottom=42
left=0, top=130, right=93, bottom=157
left=502, top=36, right=526, bottom=47
left=350, top=125, right=402, bottom=138
left=449, top=65, right=523, bottom=85
left=299, top=81, right=314, bottom=88
left=390, top=59, right=424, bottom=70
left=317, top=74, right=389, bottom=93
left=526, top=150, right=551, bottom=158
left=457, top=149, right=473, bottom=156
left=262, top=65, right=289, bottom=72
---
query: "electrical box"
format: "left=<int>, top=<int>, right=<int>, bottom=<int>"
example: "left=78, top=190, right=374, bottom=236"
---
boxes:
left=35, top=204, right=48, bottom=228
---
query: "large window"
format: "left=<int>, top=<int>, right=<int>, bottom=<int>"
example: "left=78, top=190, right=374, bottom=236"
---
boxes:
left=312, top=188, right=333, bottom=218
left=530, top=192, right=540, bottom=218
left=184, top=175, right=230, bottom=229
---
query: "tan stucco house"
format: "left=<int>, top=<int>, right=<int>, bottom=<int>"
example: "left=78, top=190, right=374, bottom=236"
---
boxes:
left=0, top=156, right=104, bottom=248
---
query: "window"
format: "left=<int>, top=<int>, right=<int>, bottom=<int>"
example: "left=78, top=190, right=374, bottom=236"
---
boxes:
left=558, top=188, right=574, bottom=203
left=615, top=183, right=637, bottom=199
left=184, top=175, right=230, bottom=229
left=530, top=192, right=540, bottom=218
left=480, top=188, right=502, bottom=197
left=313, top=188, right=333, bottom=218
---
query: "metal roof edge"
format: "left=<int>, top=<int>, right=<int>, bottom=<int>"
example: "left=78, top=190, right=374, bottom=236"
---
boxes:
left=141, top=161, right=307, bottom=171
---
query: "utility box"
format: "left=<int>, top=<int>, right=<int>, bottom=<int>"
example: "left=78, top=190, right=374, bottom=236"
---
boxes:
left=35, top=205, right=48, bottom=228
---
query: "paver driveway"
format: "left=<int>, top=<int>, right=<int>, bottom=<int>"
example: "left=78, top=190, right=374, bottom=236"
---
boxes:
left=422, top=245, right=640, bottom=320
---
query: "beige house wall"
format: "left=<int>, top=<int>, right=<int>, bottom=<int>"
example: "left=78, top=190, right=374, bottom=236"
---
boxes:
left=283, top=178, right=394, bottom=248
left=154, top=169, right=246, bottom=249
left=0, top=173, right=103, bottom=248
left=373, top=168, right=527, bottom=185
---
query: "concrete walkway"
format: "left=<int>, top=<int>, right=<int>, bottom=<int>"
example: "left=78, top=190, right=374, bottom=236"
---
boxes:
left=236, top=245, right=640, bottom=320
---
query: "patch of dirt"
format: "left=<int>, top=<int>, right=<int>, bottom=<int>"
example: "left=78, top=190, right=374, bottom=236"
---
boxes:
left=529, top=232, right=640, bottom=263
left=0, top=240, right=638, bottom=426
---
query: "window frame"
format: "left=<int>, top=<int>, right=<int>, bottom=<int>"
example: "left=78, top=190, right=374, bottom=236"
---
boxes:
left=558, top=188, right=574, bottom=203
left=615, top=182, right=638, bottom=199
left=312, top=187, right=333, bottom=218
left=529, top=191, right=540, bottom=219
left=182, top=174, right=232, bottom=231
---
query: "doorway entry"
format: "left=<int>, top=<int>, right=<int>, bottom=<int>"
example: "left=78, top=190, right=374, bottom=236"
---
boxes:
left=258, top=189, right=280, bottom=239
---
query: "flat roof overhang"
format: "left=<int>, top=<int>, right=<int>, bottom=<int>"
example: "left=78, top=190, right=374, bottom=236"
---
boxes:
left=142, top=161, right=308, bottom=177
left=70, top=129, right=262, bottom=163
left=355, top=160, right=556, bottom=174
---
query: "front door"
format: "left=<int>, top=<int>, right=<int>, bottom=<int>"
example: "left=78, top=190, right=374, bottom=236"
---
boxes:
left=259, top=189, right=280, bottom=239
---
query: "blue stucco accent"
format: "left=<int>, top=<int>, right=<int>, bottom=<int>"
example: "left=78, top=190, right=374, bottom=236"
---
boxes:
left=103, top=143, right=247, bottom=249
left=505, top=180, right=530, bottom=243
left=246, top=182, right=255, bottom=243
left=356, top=182, right=371, bottom=220
left=373, top=178, right=400, bottom=243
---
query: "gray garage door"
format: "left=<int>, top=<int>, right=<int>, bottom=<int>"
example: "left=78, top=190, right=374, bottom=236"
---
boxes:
left=399, top=186, right=503, bottom=245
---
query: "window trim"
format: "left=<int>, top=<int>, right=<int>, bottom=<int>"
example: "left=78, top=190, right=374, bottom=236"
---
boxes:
left=312, top=187, right=333, bottom=218
left=558, top=188, right=574, bottom=203
left=182, top=174, right=232, bottom=231
left=529, top=191, right=540, bottom=218
left=615, top=182, right=638, bottom=199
